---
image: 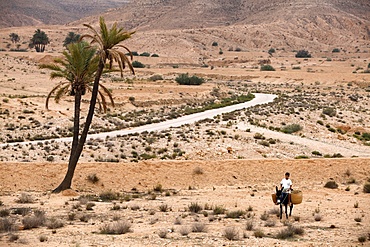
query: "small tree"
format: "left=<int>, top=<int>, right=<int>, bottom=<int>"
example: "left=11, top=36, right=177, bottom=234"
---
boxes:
left=63, top=32, right=81, bottom=47
left=29, top=29, right=50, bottom=52
left=9, top=33, right=20, bottom=49
left=295, top=50, right=311, bottom=58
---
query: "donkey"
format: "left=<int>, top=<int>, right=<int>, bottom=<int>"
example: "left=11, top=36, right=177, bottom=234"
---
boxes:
left=276, top=186, right=293, bottom=219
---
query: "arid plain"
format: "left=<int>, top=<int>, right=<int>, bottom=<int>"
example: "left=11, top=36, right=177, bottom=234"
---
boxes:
left=1, top=0, right=370, bottom=246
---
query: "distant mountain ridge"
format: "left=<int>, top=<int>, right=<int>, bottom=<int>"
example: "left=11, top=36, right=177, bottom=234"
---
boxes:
left=0, top=0, right=128, bottom=28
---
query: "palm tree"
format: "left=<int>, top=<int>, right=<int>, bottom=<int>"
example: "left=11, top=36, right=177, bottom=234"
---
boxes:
left=63, top=32, right=81, bottom=47
left=52, top=17, right=135, bottom=193
left=40, top=41, right=114, bottom=168
left=29, top=29, right=50, bottom=52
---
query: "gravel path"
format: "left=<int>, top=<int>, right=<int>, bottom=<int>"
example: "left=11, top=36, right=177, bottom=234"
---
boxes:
left=0, top=93, right=277, bottom=146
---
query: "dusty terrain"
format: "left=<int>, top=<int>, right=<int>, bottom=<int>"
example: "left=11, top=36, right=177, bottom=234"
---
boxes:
left=0, top=159, right=370, bottom=246
left=0, top=0, right=370, bottom=246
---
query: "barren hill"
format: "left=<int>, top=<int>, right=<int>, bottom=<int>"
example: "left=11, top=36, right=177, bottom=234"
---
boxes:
left=0, top=0, right=128, bottom=28
left=69, top=0, right=370, bottom=51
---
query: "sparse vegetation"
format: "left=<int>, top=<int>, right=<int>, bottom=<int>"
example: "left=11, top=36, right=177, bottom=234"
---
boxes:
left=188, top=202, right=203, bottom=213
left=175, top=73, right=205, bottom=85
left=324, top=181, right=338, bottom=189
left=260, top=65, right=275, bottom=71
left=100, top=220, right=132, bottom=234
left=224, top=226, right=239, bottom=240
left=295, top=50, right=311, bottom=58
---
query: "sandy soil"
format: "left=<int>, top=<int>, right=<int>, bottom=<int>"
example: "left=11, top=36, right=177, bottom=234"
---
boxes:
left=0, top=159, right=369, bottom=246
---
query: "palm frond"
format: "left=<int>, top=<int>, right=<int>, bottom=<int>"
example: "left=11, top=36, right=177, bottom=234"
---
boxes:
left=45, top=82, right=69, bottom=109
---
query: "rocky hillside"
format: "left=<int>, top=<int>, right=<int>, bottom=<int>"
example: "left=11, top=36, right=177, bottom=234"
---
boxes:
left=69, top=0, right=370, bottom=50
left=0, top=0, right=128, bottom=28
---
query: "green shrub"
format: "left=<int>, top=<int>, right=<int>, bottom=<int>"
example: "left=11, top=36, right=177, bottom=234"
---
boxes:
left=260, top=65, right=275, bottom=71
left=151, top=53, right=159, bottom=57
left=295, top=155, right=309, bottom=159
left=212, top=41, right=218, bottom=46
left=175, top=73, right=204, bottom=85
left=295, top=50, right=311, bottom=58
left=188, top=202, right=203, bottom=213
left=282, top=124, right=303, bottom=134
left=332, top=48, right=340, bottom=53
left=139, top=52, right=150, bottom=57
left=312, top=151, right=322, bottom=156
left=322, top=107, right=336, bottom=117
left=268, top=48, right=275, bottom=54
left=213, top=205, right=226, bottom=215
left=324, top=181, right=338, bottom=189
left=132, top=61, right=145, bottom=68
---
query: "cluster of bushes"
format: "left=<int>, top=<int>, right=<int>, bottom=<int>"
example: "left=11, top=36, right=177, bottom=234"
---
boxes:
left=295, top=50, right=311, bottom=58
left=129, top=51, right=159, bottom=57
left=175, top=73, right=205, bottom=85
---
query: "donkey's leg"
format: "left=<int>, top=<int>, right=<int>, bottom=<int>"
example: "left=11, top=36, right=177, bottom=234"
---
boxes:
left=285, top=204, right=289, bottom=219
left=280, top=204, right=283, bottom=219
left=289, top=204, right=293, bottom=217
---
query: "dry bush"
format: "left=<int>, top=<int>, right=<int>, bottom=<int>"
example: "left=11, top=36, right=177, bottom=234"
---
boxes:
left=22, top=210, right=45, bottom=229
left=79, top=214, right=91, bottom=223
left=213, top=205, right=226, bottom=215
left=8, top=233, right=19, bottom=242
left=179, top=226, right=190, bottom=236
left=193, top=166, right=204, bottom=175
left=253, top=229, right=265, bottom=238
left=324, top=181, right=338, bottom=189
left=268, top=208, right=279, bottom=216
left=246, top=220, right=254, bottom=231
left=264, top=219, right=276, bottom=227
left=174, top=217, right=182, bottom=225
left=39, top=235, right=48, bottom=242
left=87, top=173, right=99, bottom=184
left=130, top=204, right=140, bottom=211
left=159, top=204, right=169, bottom=212
left=17, top=193, right=34, bottom=203
left=99, top=191, right=119, bottom=201
left=0, top=218, right=16, bottom=232
left=363, top=183, right=370, bottom=193
left=354, top=217, right=362, bottom=222
left=0, top=209, right=10, bottom=217
left=314, top=214, right=322, bottom=221
left=226, top=210, right=246, bottom=219
left=260, top=211, right=269, bottom=221
left=224, top=226, right=240, bottom=240
left=358, top=235, right=367, bottom=243
left=188, top=202, right=203, bottom=213
left=100, top=220, right=132, bottom=235
left=158, top=228, right=167, bottom=238
left=192, top=222, right=207, bottom=232
left=46, top=217, right=64, bottom=229
left=67, top=212, right=76, bottom=221
left=276, top=225, right=304, bottom=239
left=86, top=202, right=95, bottom=211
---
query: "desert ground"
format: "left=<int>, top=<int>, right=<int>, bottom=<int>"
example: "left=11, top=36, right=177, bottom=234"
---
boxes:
left=1, top=8, right=370, bottom=246
left=0, top=159, right=370, bottom=246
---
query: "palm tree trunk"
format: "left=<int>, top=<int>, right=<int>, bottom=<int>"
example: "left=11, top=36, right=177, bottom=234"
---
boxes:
left=52, top=61, right=105, bottom=193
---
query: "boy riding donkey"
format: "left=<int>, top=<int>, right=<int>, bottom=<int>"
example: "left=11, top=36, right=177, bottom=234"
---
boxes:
left=277, top=172, right=293, bottom=205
